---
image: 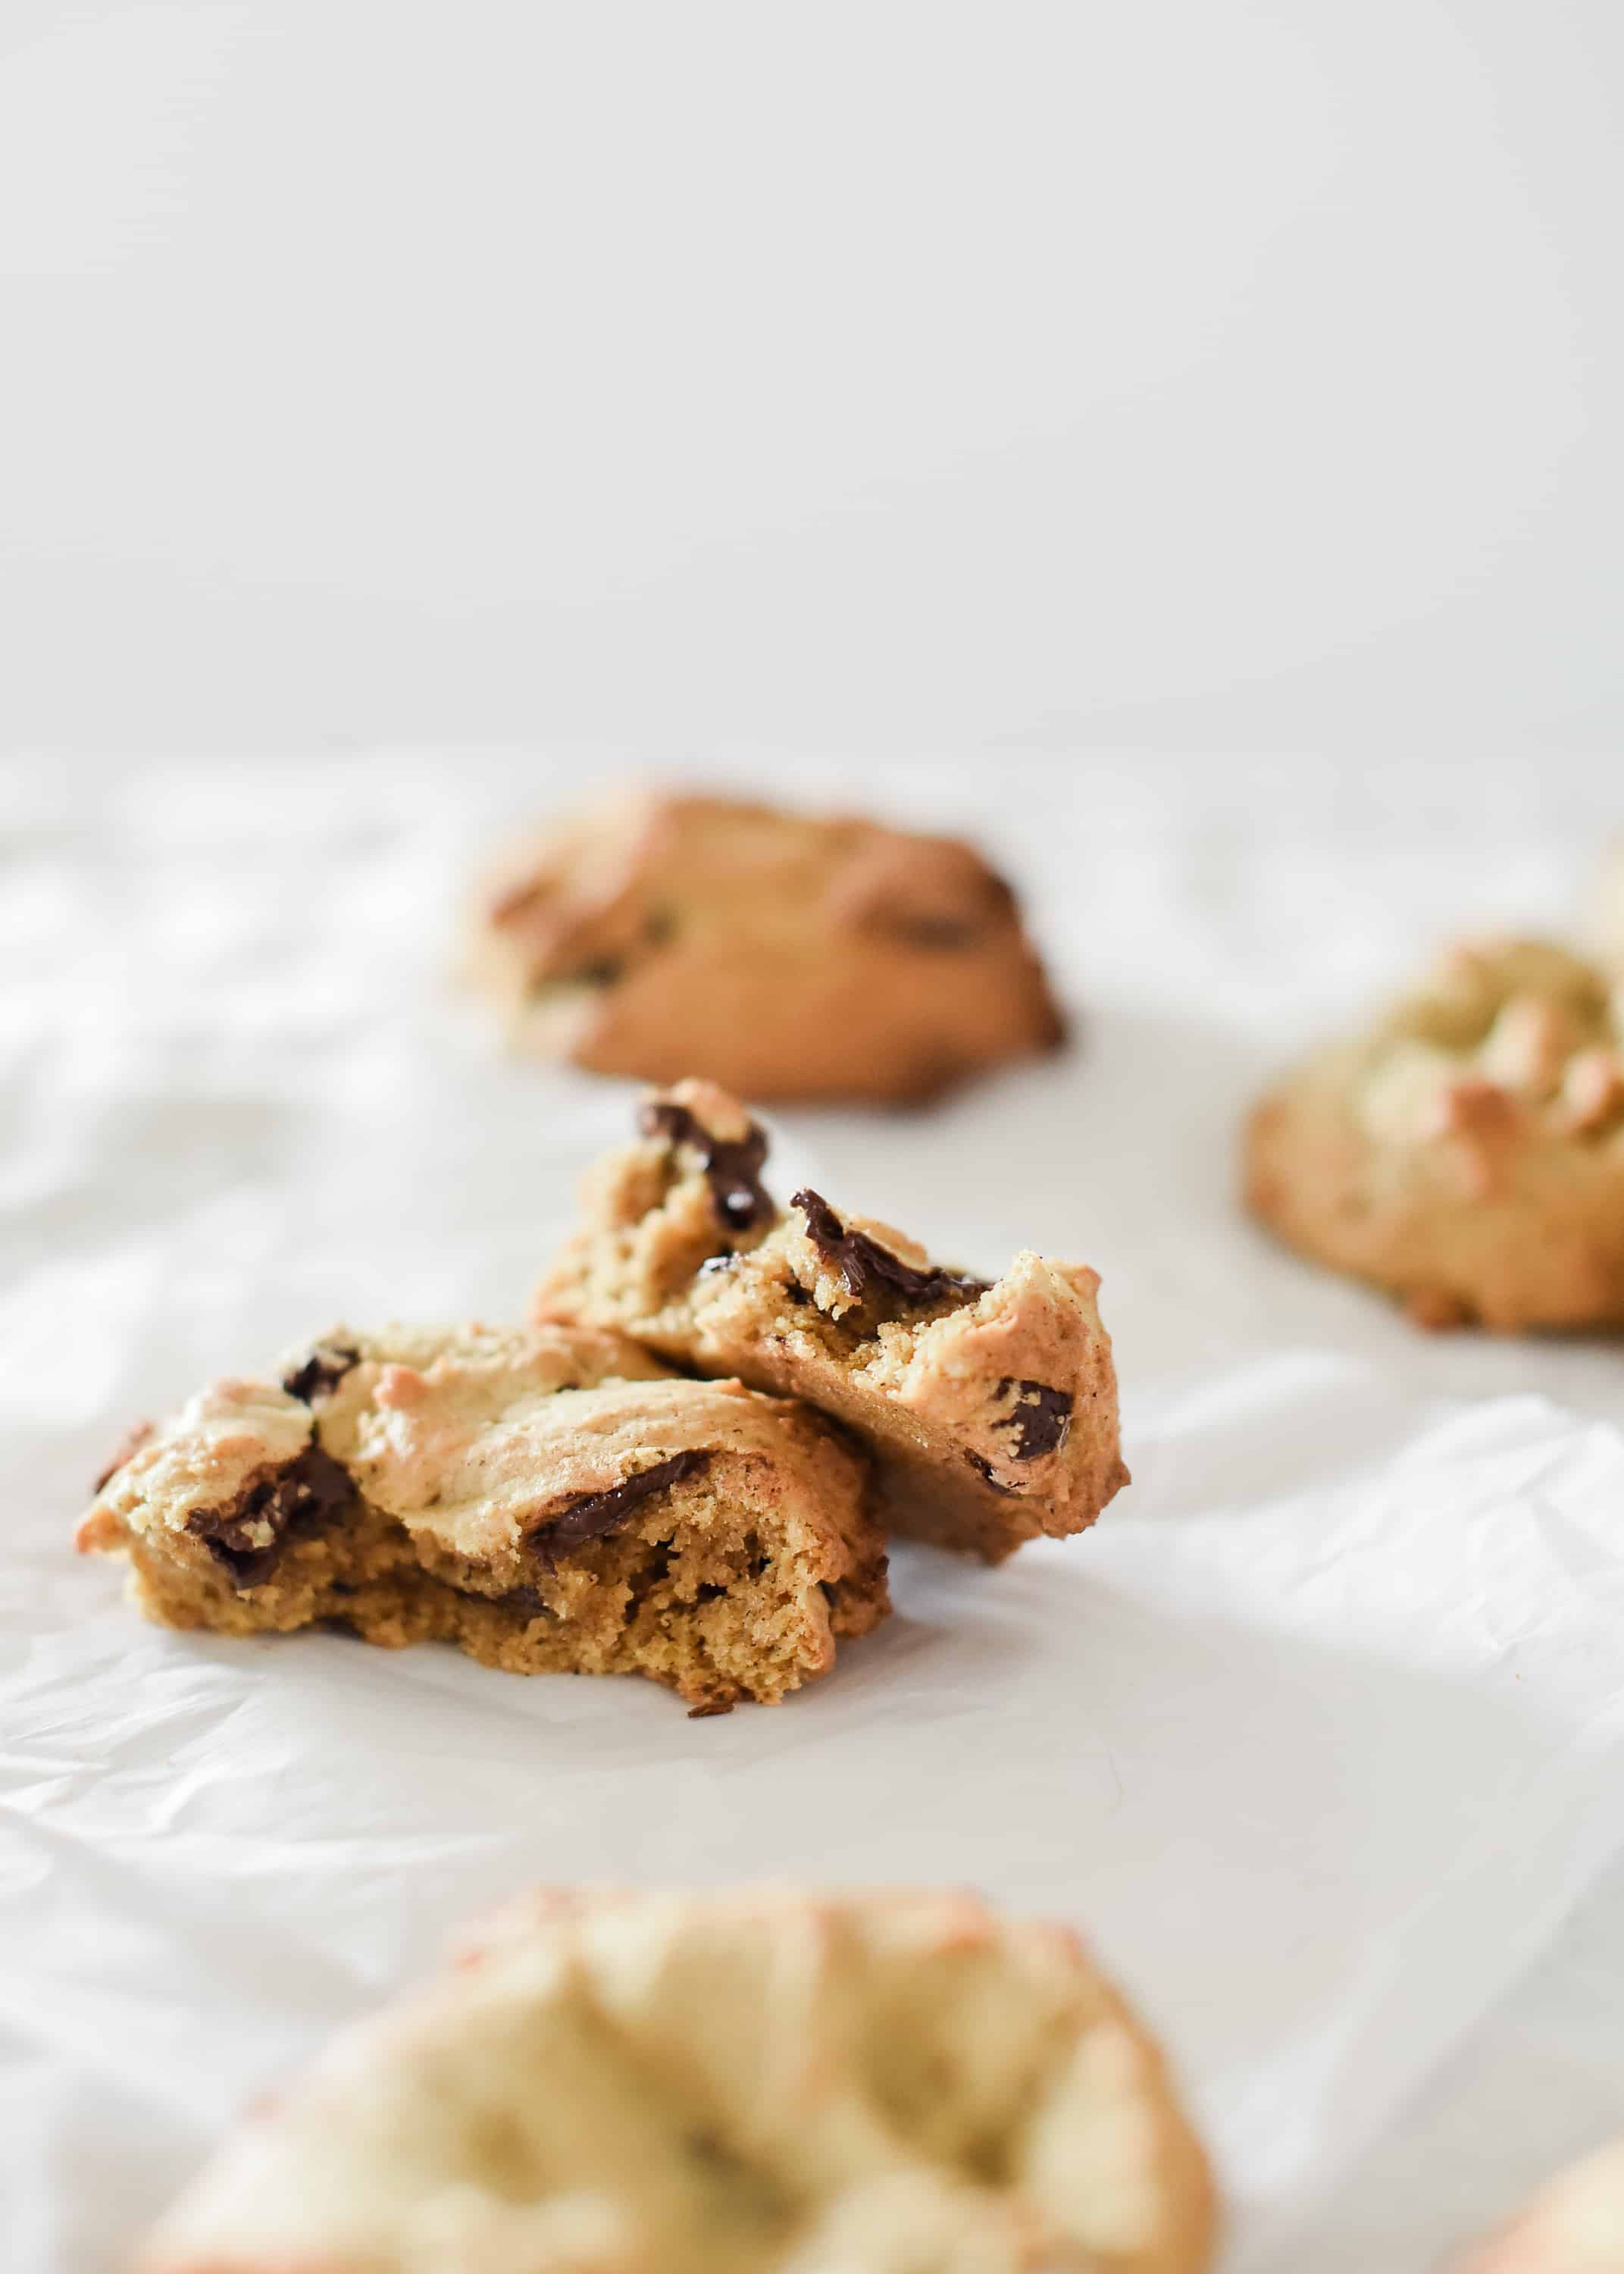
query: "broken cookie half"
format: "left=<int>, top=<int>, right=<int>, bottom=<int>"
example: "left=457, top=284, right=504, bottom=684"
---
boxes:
left=77, top=1323, right=888, bottom=1712
left=534, top=1081, right=1129, bottom=1563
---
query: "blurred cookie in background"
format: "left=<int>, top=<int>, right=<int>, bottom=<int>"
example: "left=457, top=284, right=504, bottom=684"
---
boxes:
left=466, top=790, right=1067, bottom=1106
left=1454, top=2135, right=1624, bottom=2273
left=1244, top=938, right=1624, bottom=1332
left=134, top=1884, right=1218, bottom=2274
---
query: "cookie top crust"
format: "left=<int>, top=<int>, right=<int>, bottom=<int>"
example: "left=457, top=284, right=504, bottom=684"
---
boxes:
left=468, top=790, right=1067, bottom=1106
left=85, top=1323, right=872, bottom=1598
left=1360, top=940, right=1623, bottom=1132
left=537, top=1081, right=1128, bottom=1561
left=76, top=1377, right=320, bottom=1561
left=136, top=1886, right=1216, bottom=2274
left=1246, top=938, right=1624, bottom=1330
left=302, top=1326, right=868, bottom=1583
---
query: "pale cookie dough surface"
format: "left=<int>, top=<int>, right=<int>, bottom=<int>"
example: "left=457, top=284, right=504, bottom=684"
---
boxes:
left=1244, top=939, right=1624, bottom=1331
left=534, top=1081, right=1128, bottom=1562
left=77, top=1323, right=887, bottom=1710
left=1455, top=2138, right=1624, bottom=2274
left=135, top=1885, right=1216, bottom=2274
left=465, top=790, right=1067, bottom=1106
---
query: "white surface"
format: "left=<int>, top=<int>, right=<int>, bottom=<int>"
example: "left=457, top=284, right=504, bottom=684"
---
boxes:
left=0, top=3, right=1620, bottom=756
left=3, top=750, right=1622, bottom=2274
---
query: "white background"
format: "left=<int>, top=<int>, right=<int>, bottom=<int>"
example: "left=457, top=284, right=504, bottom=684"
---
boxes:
left=2, top=8, right=1622, bottom=2273
left=0, top=1, right=1619, bottom=756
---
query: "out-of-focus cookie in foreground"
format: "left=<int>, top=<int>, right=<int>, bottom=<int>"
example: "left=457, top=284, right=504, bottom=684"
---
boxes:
left=1453, top=2136, right=1624, bottom=2274
left=78, top=1323, right=888, bottom=1712
left=536, top=1079, right=1129, bottom=1562
left=465, top=790, right=1067, bottom=1106
left=1244, top=939, right=1624, bottom=1331
left=133, top=1884, right=1217, bottom=2274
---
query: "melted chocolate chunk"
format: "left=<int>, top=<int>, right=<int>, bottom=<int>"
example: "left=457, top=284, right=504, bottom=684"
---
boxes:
left=280, top=1341, right=361, bottom=1403
left=186, top=1444, right=357, bottom=1589
left=92, top=1419, right=155, bottom=1496
left=992, top=1378, right=1072, bottom=1461
left=963, top=1450, right=1019, bottom=1496
left=790, top=1189, right=990, bottom=1308
left=640, top=1101, right=773, bottom=1231
left=530, top=1449, right=710, bottom=1565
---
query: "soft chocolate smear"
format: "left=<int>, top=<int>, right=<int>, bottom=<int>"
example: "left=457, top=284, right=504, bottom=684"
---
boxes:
left=963, top=1450, right=1019, bottom=1496
left=186, top=1444, right=357, bottom=1589
left=281, top=1341, right=361, bottom=1403
left=791, top=1189, right=990, bottom=1308
left=992, top=1378, right=1072, bottom=1461
left=92, top=1419, right=155, bottom=1496
left=640, top=1101, right=774, bottom=1231
left=530, top=1449, right=710, bottom=1565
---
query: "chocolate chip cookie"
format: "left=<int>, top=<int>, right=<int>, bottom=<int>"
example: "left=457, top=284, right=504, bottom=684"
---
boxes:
left=534, top=1081, right=1129, bottom=1561
left=1245, top=938, right=1624, bottom=1330
left=78, top=1323, right=888, bottom=1712
left=134, top=1885, right=1216, bottom=2274
left=467, top=790, right=1066, bottom=1105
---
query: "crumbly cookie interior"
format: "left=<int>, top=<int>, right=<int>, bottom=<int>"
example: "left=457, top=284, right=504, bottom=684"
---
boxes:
left=111, top=1458, right=881, bottom=1711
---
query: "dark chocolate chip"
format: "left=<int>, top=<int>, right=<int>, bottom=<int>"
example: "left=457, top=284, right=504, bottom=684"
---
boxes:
left=186, top=1443, right=357, bottom=1590
left=568, top=955, right=624, bottom=987
left=530, top=1449, right=710, bottom=1566
left=992, top=1378, right=1072, bottom=1461
left=964, top=1450, right=1019, bottom=1496
left=790, top=1189, right=990, bottom=1309
left=92, top=1419, right=155, bottom=1496
left=640, top=1101, right=774, bottom=1231
left=280, top=1341, right=361, bottom=1403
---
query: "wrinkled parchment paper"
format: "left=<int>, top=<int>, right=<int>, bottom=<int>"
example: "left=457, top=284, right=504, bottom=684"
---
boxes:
left=3, top=752, right=1621, bottom=2274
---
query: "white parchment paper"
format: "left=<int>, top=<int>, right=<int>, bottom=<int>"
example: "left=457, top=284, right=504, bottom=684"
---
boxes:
left=3, top=751, right=1622, bottom=2274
